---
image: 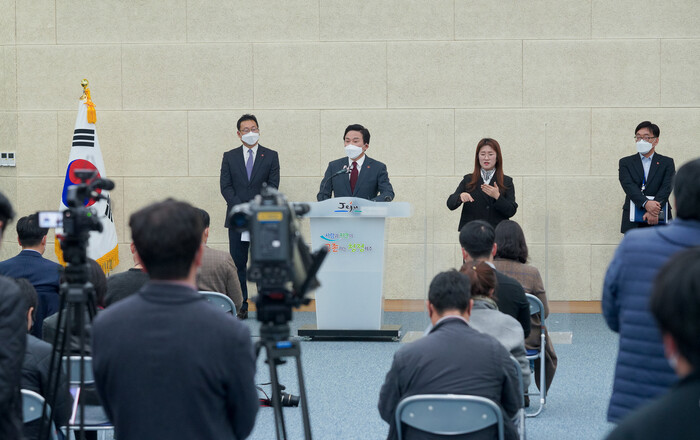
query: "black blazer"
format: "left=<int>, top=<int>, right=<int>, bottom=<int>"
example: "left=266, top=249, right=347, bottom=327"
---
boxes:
left=447, top=174, right=517, bottom=231
left=378, top=318, right=521, bottom=440
left=317, top=155, right=394, bottom=202
left=220, top=144, right=280, bottom=228
left=618, top=153, right=675, bottom=233
left=494, top=270, right=531, bottom=338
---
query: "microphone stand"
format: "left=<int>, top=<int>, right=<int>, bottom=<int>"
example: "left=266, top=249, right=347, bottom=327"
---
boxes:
left=318, top=165, right=350, bottom=200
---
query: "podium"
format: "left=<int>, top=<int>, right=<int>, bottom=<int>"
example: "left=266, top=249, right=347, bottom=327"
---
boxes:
left=297, top=197, right=411, bottom=340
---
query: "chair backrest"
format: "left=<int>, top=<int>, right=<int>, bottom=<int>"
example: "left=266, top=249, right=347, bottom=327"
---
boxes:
left=395, top=394, right=504, bottom=440
left=199, top=291, right=236, bottom=315
left=62, top=356, right=95, bottom=385
left=525, top=294, right=546, bottom=325
left=21, top=389, right=58, bottom=440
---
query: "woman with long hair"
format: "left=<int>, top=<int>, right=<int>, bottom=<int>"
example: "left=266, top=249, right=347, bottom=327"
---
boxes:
left=493, top=220, right=557, bottom=391
left=447, top=138, right=518, bottom=230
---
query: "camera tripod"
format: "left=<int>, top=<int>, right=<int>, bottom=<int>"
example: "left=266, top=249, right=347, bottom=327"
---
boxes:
left=255, top=311, right=313, bottom=440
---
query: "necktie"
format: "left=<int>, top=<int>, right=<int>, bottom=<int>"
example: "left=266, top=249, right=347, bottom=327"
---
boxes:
left=246, top=149, right=254, bottom=180
left=350, top=161, right=358, bottom=193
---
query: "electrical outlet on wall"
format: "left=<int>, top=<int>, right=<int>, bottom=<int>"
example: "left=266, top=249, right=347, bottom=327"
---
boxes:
left=0, top=152, right=16, bottom=167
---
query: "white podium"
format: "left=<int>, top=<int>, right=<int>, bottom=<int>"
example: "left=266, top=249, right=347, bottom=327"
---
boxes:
left=297, top=197, right=411, bottom=340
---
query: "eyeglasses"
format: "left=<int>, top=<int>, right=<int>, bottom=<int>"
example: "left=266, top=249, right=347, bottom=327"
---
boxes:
left=634, top=135, right=656, bottom=142
left=240, top=127, right=259, bottom=134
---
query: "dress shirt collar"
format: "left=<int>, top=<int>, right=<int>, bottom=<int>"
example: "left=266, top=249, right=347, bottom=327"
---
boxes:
left=348, top=154, right=366, bottom=173
left=242, top=144, right=259, bottom=161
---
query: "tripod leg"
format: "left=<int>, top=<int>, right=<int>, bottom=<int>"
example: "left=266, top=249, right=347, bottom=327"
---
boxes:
left=265, top=342, right=288, bottom=440
left=294, top=344, right=313, bottom=440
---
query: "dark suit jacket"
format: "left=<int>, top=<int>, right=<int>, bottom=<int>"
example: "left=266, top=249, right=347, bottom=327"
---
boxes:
left=378, top=317, right=520, bottom=440
left=618, top=152, right=675, bottom=233
left=317, top=155, right=394, bottom=202
left=494, top=270, right=531, bottom=339
left=0, top=250, right=63, bottom=338
left=0, top=276, right=25, bottom=440
left=92, top=282, right=258, bottom=440
left=22, top=335, right=73, bottom=440
left=447, top=174, right=517, bottom=231
left=220, top=144, right=280, bottom=228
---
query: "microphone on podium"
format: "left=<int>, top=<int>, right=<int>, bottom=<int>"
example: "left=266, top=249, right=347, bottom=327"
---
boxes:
left=319, top=165, right=350, bottom=200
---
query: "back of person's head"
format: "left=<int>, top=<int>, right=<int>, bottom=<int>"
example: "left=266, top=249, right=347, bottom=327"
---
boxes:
left=495, top=220, right=528, bottom=264
left=460, top=261, right=498, bottom=299
left=459, top=220, right=495, bottom=259
left=344, top=124, right=370, bottom=145
left=428, top=270, right=471, bottom=314
left=196, top=208, right=211, bottom=229
left=0, top=191, right=15, bottom=235
left=15, top=277, right=38, bottom=320
left=87, top=259, right=107, bottom=308
left=236, top=113, right=258, bottom=131
left=129, top=199, right=204, bottom=280
left=650, top=247, right=700, bottom=370
left=16, top=213, right=48, bottom=247
left=674, top=158, right=700, bottom=221
left=635, top=120, right=660, bottom=137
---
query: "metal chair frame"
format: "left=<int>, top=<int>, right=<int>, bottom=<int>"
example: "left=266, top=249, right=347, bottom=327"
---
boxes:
left=525, top=293, right=547, bottom=417
left=395, top=394, right=505, bottom=440
left=62, top=356, right=114, bottom=439
left=510, top=356, right=527, bottom=440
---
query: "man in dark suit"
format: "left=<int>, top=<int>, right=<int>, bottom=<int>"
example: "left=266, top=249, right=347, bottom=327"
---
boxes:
left=317, top=124, right=394, bottom=202
left=619, top=121, right=675, bottom=234
left=459, top=220, right=530, bottom=338
left=220, top=114, right=280, bottom=318
left=0, top=214, right=63, bottom=338
left=378, top=270, right=521, bottom=440
left=92, top=199, right=259, bottom=440
left=0, top=192, right=26, bottom=440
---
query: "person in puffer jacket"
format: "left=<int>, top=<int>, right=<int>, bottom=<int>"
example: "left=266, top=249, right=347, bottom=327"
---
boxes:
left=602, top=157, right=700, bottom=422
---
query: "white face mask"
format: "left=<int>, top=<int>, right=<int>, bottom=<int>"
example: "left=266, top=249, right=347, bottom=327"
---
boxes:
left=636, top=140, right=653, bottom=155
left=344, top=144, right=363, bottom=160
left=241, top=132, right=259, bottom=146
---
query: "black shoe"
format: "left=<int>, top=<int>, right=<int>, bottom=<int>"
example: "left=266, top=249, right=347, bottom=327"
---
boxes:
left=237, top=310, right=248, bottom=320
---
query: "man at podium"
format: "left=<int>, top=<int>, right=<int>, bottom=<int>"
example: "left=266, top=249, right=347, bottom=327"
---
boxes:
left=317, top=124, right=394, bottom=202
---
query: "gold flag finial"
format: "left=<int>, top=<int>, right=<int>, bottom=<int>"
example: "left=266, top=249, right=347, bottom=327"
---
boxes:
left=80, top=79, right=89, bottom=100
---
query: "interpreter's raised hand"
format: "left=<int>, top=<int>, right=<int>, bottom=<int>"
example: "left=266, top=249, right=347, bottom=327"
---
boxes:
left=481, top=183, right=500, bottom=200
left=460, top=192, right=474, bottom=203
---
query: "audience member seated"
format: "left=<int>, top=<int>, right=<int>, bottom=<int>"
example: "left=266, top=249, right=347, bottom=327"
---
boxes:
left=0, top=192, right=26, bottom=439
left=461, top=262, right=531, bottom=391
left=493, top=220, right=557, bottom=391
left=195, top=208, right=243, bottom=312
left=0, top=214, right=63, bottom=338
left=104, top=243, right=149, bottom=307
left=92, top=199, right=258, bottom=439
left=459, top=220, right=530, bottom=338
left=607, top=248, right=700, bottom=439
left=42, top=258, right=106, bottom=355
left=16, top=278, right=72, bottom=440
left=378, top=270, right=521, bottom=440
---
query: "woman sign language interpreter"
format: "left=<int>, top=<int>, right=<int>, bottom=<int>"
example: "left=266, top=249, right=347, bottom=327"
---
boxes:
left=447, top=138, right=518, bottom=231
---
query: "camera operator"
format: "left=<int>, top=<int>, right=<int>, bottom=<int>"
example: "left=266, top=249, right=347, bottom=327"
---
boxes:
left=92, top=199, right=259, bottom=439
left=0, top=191, right=26, bottom=439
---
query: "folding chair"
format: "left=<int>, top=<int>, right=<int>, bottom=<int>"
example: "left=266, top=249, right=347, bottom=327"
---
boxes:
left=62, top=356, right=114, bottom=440
left=22, top=389, right=59, bottom=440
left=395, top=394, right=504, bottom=440
left=510, top=356, right=527, bottom=440
left=199, top=290, right=236, bottom=315
left=525, top=293, right=547, bottom=417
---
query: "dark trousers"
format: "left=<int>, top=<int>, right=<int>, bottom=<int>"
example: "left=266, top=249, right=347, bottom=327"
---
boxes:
left=228, top=228, right=250, bottom=311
